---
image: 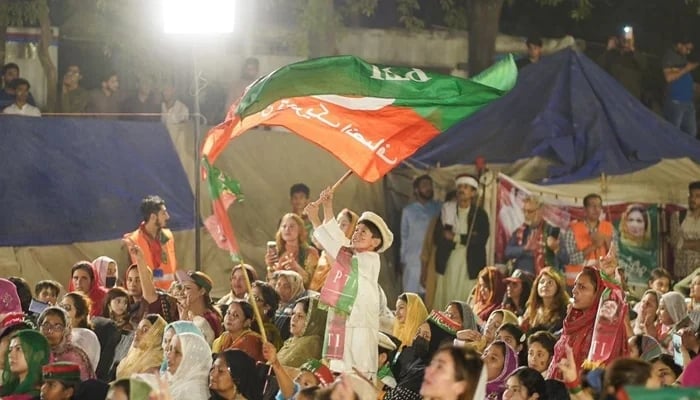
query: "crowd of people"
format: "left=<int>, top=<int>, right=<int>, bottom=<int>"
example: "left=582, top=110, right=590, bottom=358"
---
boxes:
left=1, top=176, right=700, bottom=400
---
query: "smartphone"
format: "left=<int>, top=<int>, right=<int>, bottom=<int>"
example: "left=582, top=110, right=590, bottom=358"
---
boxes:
left=267, top=241, right=278, bottom=254
left=672, top=332, right=684, bottom=367
left=550, top=227, right=561, bottom=239
left=175, top=269, right=191, bottom=283
left=623, top=26, right=634, bottom=41
left=29, top=299, right=49, bottom=314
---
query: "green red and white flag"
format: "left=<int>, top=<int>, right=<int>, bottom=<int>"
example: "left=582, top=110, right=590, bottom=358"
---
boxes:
left=202, top=157, right=244, bottom=260
left=201, top=54, right=517, bottom=182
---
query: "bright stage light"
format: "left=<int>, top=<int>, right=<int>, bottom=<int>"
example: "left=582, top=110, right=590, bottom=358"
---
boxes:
left=163, top=0, right=235, bottom=34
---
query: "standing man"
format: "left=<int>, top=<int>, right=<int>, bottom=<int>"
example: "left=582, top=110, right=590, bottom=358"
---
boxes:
left=662, top=34, right=698, bottom=137
left=561, top=193, right=617, bottom=287
left=289, top=183, right=315, bottom=245
left=400, top=175, right=441, bottom=295
left=516, top=36, right=543, bottom=70
left=670, top=181, right=700, bottom=279
left=431, top=174, right=489, bottom=309
left=124, top=195, right=177, bottom=290
left=87, top=71, right=120, bottom=118
left=505, top=195, right=564, bottom=275
left=59, top=64, right=88, bottom=114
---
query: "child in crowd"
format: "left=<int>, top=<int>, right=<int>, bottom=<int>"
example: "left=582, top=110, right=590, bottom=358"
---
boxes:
left=102, top=287, right=133, bottom=332
left=306, top=186, right=394, bottom=381
left=35, top=280, right=62, bottom=306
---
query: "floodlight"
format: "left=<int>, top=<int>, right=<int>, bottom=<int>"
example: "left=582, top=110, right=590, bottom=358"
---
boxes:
left=163, top=0, right=235, bottom=34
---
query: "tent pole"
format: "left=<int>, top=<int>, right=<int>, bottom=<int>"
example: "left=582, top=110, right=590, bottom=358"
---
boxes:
left=193, top=49, right=202, bottom=271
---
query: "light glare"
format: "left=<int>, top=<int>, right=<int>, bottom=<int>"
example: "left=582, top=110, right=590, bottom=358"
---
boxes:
left=163, top=0, right=235, bottom=34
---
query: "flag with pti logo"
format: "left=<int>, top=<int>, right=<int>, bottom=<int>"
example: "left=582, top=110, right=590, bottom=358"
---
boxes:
left=203, top=157, right=243, bottom=260
left=201, top=54, right=517, bottom=183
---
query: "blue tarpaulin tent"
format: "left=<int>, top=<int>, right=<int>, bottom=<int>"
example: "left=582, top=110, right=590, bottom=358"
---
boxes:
left=411, top=48, right=700, bottom=184
left=0, top=116, right=195, bottom=246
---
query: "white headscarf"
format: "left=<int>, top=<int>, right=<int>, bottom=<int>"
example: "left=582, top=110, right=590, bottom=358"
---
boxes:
left=166, top=332, right=212, bottom=400
left=70, top=327, right=101, bottom=372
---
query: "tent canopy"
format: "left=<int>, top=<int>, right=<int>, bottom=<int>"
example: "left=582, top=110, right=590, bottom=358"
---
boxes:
left=0, top=116, right=195, bottom=246
left=411, top=48, right=700, bottom=184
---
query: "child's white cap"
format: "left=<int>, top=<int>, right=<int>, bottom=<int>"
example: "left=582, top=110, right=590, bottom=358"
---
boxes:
left=357, top=211, right=393, bottom=253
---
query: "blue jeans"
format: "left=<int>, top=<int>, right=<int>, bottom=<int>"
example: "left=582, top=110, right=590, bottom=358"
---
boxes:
left=664, top=99, right=697, bottom=137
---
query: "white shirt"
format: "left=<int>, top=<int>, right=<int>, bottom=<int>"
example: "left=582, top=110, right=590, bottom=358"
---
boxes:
left=161, top=100, right=189, bottom=124
left=3, top=102, right=41, bottom=117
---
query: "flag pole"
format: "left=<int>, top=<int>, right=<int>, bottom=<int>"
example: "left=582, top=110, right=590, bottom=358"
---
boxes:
left=331, top=170, right=353, bottom=191
left=239, top=260, right=267, bottom=342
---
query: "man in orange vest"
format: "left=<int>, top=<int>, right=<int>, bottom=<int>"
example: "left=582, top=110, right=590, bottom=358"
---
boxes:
left=561, top=193, right=618, bottom=287
left=124, top=195, right=177, bottom=290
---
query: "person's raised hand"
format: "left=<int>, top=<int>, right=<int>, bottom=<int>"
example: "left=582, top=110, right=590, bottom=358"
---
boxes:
left=557, top=345, right=579, bottom=384
left=262, top=340, right=278, bottom=364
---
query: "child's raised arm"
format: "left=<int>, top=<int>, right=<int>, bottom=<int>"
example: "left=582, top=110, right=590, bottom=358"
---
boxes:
left=319, top=186, right=334, bottom=223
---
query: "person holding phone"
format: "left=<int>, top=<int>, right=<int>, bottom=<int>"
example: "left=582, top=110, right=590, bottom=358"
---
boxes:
left=597, top=26, right=645, bottom=100
left=505, top=195, right=566, bottom=276
left=662, top=33, right=698, bottom=137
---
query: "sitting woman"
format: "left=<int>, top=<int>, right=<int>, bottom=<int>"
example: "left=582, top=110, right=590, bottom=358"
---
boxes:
left=160, top=321, right=204, bottom=373
left=216, top=264, right=258, bottom=308
left=627, top=334, right=663, bottom=361
left=392, top=293, right=429, bottom=349
left=93, top=256, right=120, bottom=289
left=60, top=292, right=91, bottom=330
left=632, top=289, right=661, bottom=338
left=470, top=267, right=506, bottom=324
left=212, top=300, right=264, bottom=362
left=501, top=270, right=533, bottom=317
left=482, top=340, right=518, bottom=400
left=67, top=261, right=107, bottom=317
left=456, top=309, right=518, bottom=352
left=38, top=307, right=95, bottom=381
left=418, top=345, right=484, bottom=400
left=520, top=267, right=569, bottom=334
left=272, top=271, right=307, bottom=342
left=177, top=271, right=223, bottom=339
left=657, top=291, right=695, bottom=349
left=265, top=213, right=320, bottom=287
left=115, top=314, right=166, bottom=379
left=250, top=280, right=283, bottom=350
left=525, top=330, right=556, bottom=376
left=558, top=356, right=660, bottom=400
left=276, top=295, right=327, bottom=368
left=502, top=367, right=547, bottom=400
left=161, top=332, right=212, bottom=400
left=308, top=208, right=358, bottom=292
left=262, top=341, right=334, bottom=400
left=496, top=323, right=527, bottom=367
left=209, top=349, right=264, bottom=400
left=0, top=330, right=50, bottom=400
left=445, top=301, right=479, bottom=331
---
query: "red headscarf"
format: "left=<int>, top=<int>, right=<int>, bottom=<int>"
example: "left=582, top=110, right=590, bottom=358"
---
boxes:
left=547, top=266, right=628, bottom=380
left=67, top=261, right=108, bottom=317
left=472, top=266, right=506, bottom=323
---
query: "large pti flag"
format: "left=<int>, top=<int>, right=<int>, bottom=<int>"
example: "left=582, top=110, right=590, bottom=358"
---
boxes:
left=201, top=54, right=518, bottom=182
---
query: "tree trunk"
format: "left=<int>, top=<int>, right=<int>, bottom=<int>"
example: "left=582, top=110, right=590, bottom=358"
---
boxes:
left=37, top=0, right=57, bottom=112
left=306, top=0, right=336, bottom=58
left=0, top=0, right=8, bottom=66
left=466, top=0, right=504, bottom=76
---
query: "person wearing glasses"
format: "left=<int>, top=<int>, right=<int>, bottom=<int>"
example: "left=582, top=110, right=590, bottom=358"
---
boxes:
left=37, top=307, right=95, bottom=380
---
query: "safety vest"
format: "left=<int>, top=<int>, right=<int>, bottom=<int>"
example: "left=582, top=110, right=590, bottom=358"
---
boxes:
left=565, top=220, right=613, bottom=287
left=125, top=227, right=177, bottom=290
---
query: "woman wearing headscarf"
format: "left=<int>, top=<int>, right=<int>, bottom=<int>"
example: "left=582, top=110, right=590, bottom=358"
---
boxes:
left=108, top=376, right=154, bottom=400
left=470, top=266, right=506, bottom=324
left=159, top=321, right=204, bottom=373
left=547, top=260, right=628, bottom=381
left=482, top=340, right=519, bottom=400
left=37, top=307, right=95, bottom=381
left=67, top=261, right=107, bottom=317
left=212, top=300, right=264, bottom=362
left=209, top=349, right=263, bottom=400
left=273, top=271, right=306, bottom=342
left=445, top=300, right=479, bottom=331
left=69, top=327, right=100, bottom=375
left=657, top=291, right=700, bottom=349
left=0, top=330, right=50, bottom=400
left=309, top=208, right=359, bottom=292
left=93, top=256, right=120, bottom=289
left=116, top=314, right=166, bottom=379
left=277, top=295, right=327, bottom=368
left=163, top=332, right=213, bottom=400
left=392, top=293, right=429, bottom=349
left=628, top=334, right=663, bottom=362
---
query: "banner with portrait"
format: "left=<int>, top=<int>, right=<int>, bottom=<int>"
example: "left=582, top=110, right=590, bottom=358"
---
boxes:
left=496, top=175, right=660, bottom=290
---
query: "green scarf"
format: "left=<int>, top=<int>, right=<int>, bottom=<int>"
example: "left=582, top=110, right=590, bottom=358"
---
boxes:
left=1, top=329, right=50, bottom=397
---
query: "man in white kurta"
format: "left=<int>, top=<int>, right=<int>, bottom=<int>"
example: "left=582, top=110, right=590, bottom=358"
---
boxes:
left=314, top=216, right=382, bottom=380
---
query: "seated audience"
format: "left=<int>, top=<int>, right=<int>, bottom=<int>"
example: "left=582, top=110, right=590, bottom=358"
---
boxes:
left=276, top=295, right=327, bottom=368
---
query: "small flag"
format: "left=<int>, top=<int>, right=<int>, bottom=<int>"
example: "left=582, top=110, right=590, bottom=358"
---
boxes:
left=203, top=157, right=243, bottom=261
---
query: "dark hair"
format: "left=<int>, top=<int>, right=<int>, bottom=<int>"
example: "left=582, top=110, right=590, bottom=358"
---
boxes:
left=672, top=32, right=693, bottom=46
left=357, top=220, right=383, bottom=251
left=508, top=367, right=547, bottom=399
left=579, top=267, right=599, bottom=293
left=71, top=261, right=96, bottom=287
left=294, top=296, right=312, bottom=314
left=297, top=386, right=320, bottom=398
left=102, top=287, right=130, bottom=318
left=2, top=62, right=19, bottom=75
left=101, top=70, right=117, bottom=83
left=35, top=280, right=62, bottom=298
left=438, top=344, right=483, bottom=400
left=111, top=379, right=130, bottom=397
left=498, top=322, right=527, bottom=365
left=445, top=190, right=457, bottom=203
left=689, top=181, right=700, bottom=192
left=526, top=36, right=543, bottom=47
left=228, top=300, right=259, bottom=333
left=648, top=268, right=672, bottom=286
left=527, top=331, right=557, bottom=357
left=289, top=183, right=310, bottom=198
left=399, top=293, right=408, bottom=303
left=8, top=276, right=32, bottom=313
left=583, top=193, right=602, bottom=207
left=650, top=354, right=683, bottom=377
left=9, top=77, right=30, bottom=90
left=63, top=292, right=91, bottom=329
left=144, top=313, right=161, bottom=325
left=413, top=174, right=432, bottom=189
left=603, top=358, right=652, bottom=393
left=216, top=350, right=263, bottom=400
left=140, top=195, right=166, bottom=222
left=252, top=280, right=279, bottom=320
